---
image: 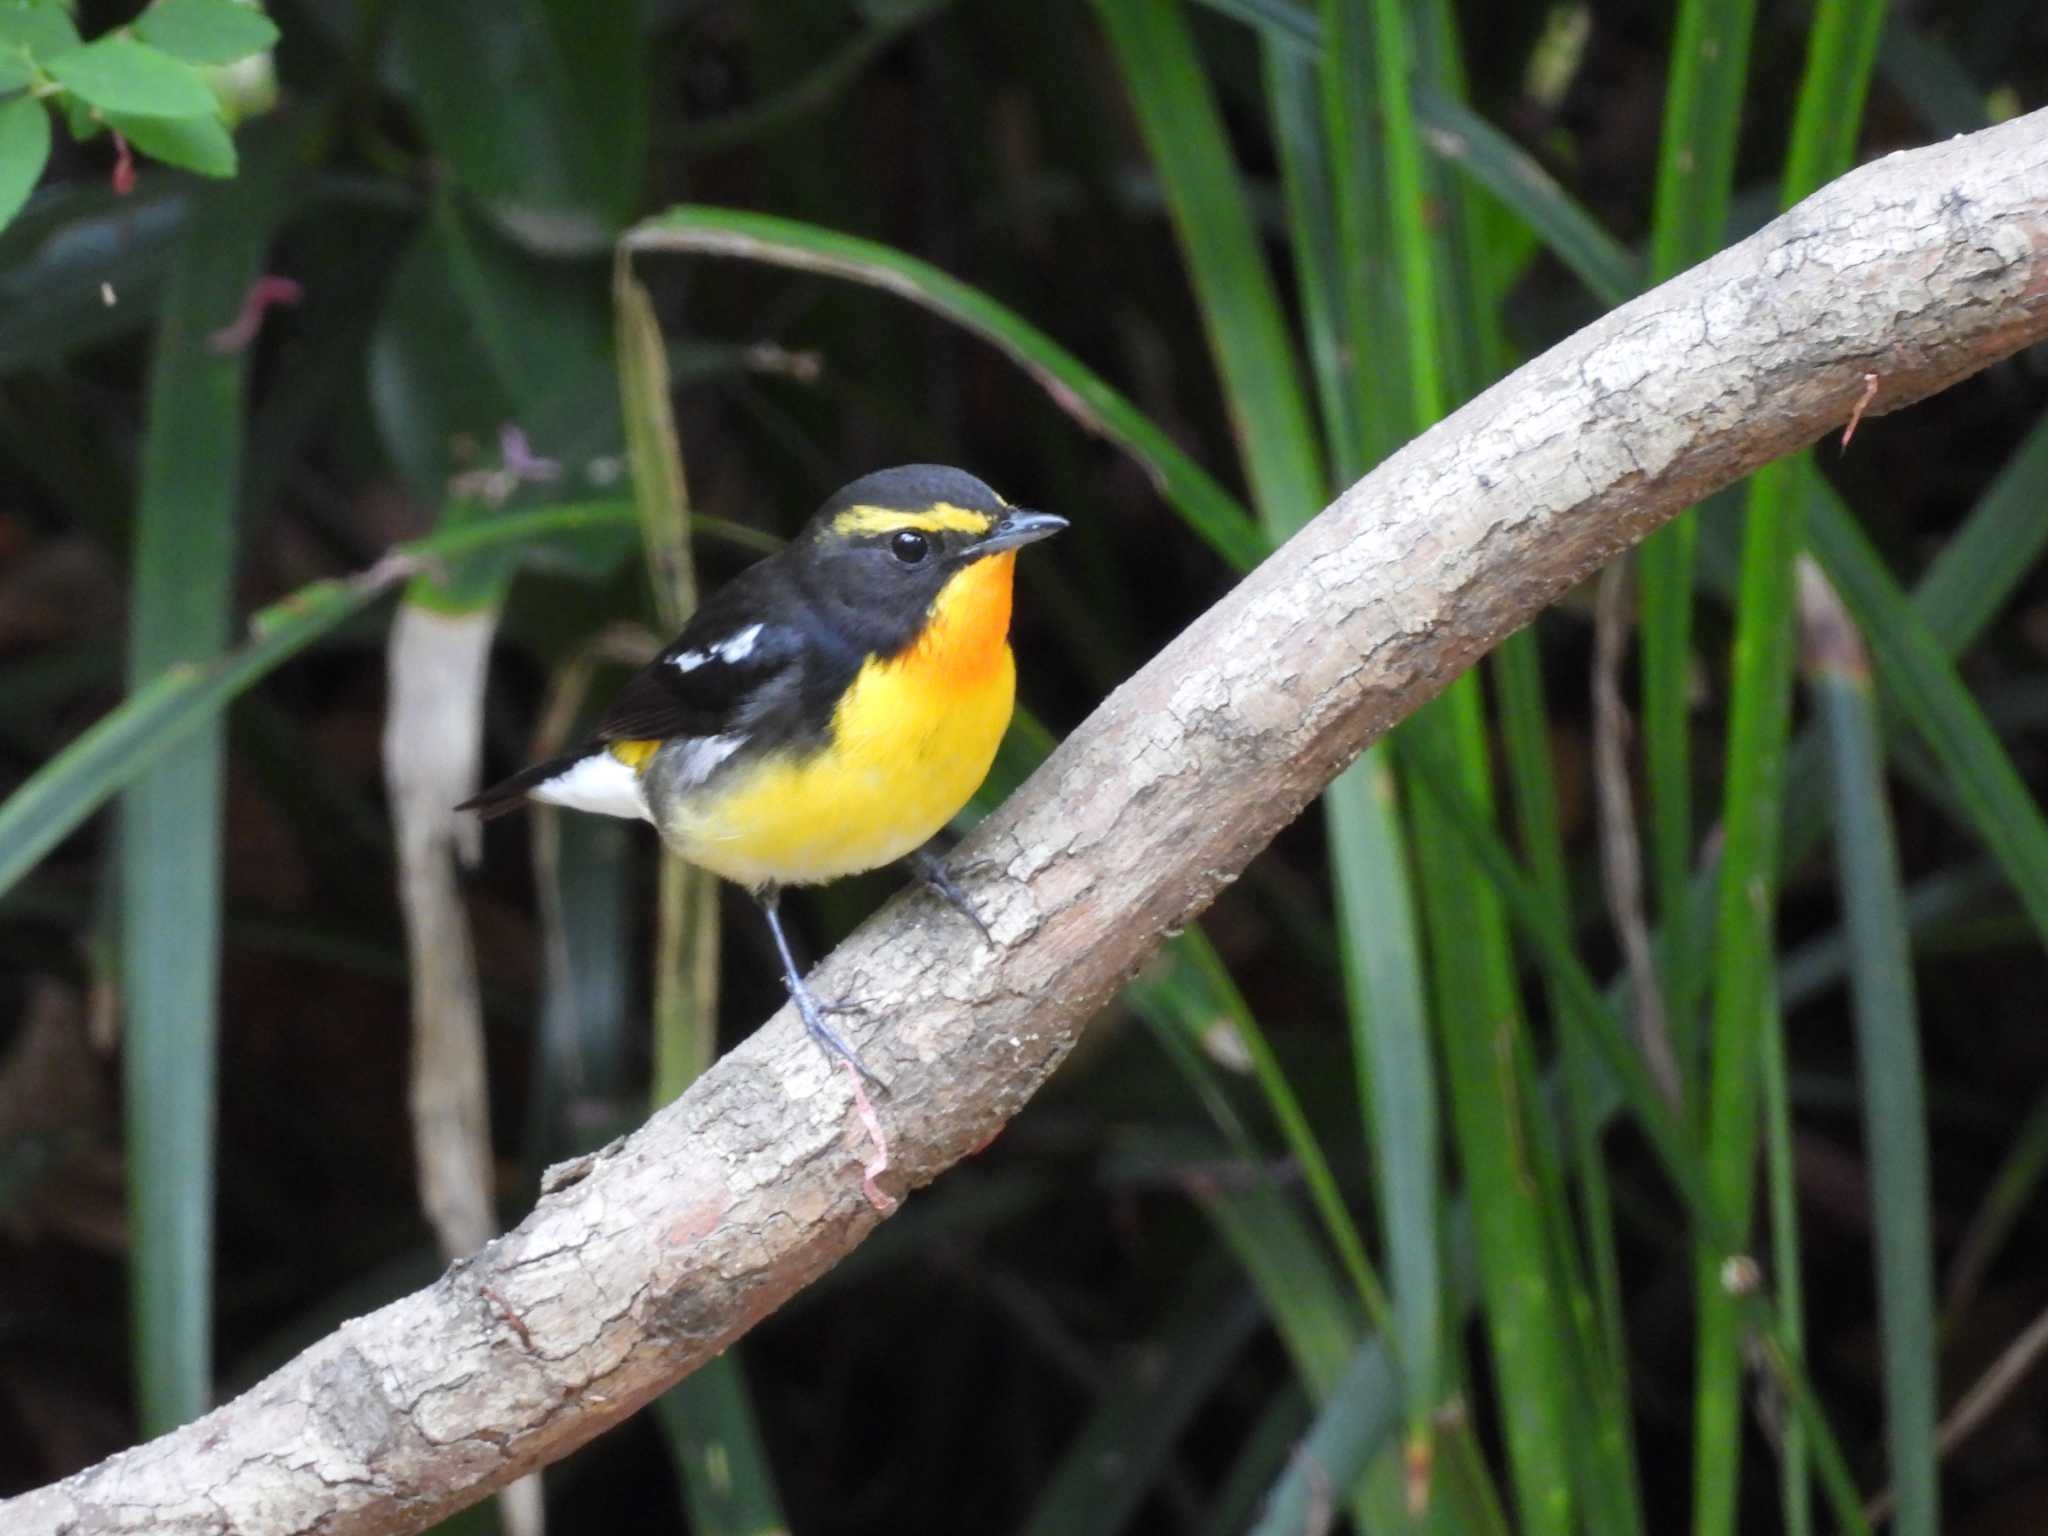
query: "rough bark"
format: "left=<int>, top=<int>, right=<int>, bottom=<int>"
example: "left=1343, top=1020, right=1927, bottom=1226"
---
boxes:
left=10, top=105, right=2048, bottom=1536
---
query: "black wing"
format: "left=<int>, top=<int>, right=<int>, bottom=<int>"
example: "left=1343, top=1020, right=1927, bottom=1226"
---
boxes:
left=594, top=569, right=808, bottom=743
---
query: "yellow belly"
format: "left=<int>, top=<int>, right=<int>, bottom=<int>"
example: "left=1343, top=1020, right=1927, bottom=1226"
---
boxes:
left=658, top=644, right=1017, bottom=888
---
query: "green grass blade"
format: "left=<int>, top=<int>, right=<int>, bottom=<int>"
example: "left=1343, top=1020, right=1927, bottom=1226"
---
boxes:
left=1357, top=0, right=1444, bottom=433
left=1408, top=693, right=1577, bottom=1535
left=1324, top=754, right=1438, bottom=1408
left=1411, top=81, right=1641, bottom=305
left=1399, top=736, right=1877, bottom=1536
left=1806, top=488, right=2048, bottom=969
left=1944, top=1081, right=2048, bottom=1327
left=1780, top=0, right=1888, bottom=196
left=119, top=136, right=290, bottom=1434
left=1648, top=0, right=1760, bottom=281
left=0, top=501, right=637, bottom=904
left=650, top=1361, right=788, bottom=1536
left=1093, top=0, right=1326, bottom=532
left=623, top=206, right=1264, bottom=571
left=1265, top=37, right=1365, bottom=475
left=1192, top=1178, right=1392, bottom=1530
left=1693, top=449, right=1809, bottom=1536
left=1760, top=1001, right=1812, bottom=1536
left=1267, top=4, right=1446, bottom=1473
left=1346, top=1, right=1581, bottom=1518
left=1913, top=408, right=2048, bottom=654
left=1128, top=931, right=1387, bottom=1324
left=1424, top=79, right=2048, bottom=950
left=1494, top=625, right=1643, bottom=1521
left=1202, top=0, right=1642, bottom=319
left=1317, top=0, right=1405, bottom=472
left=1195, top=1389, right=1311, bottom=1536
left=1135, top=985, right=1390, bottom=1531
left=1803, top=567, right=1939, bottom=1536
left=1021, top=1260, right=1259, bottom=1536
left=1195, top=0, right=1319, bottom=48
left=1244, top=1329, right=1399, bottom=1536
left=1096, top=13, right=1453, bottom=1513
left=1697, top=3, right=1886, bottom=1521
left=1640, top=0, right=1761, bottom=1097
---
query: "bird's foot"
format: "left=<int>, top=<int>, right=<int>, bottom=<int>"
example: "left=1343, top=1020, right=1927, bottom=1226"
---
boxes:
left=787, top=975, right=890, bottom=1096
left=911, top=846, right=993, bottom=945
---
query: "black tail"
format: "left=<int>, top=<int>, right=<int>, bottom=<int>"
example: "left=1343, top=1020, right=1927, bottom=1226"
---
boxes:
left=455, top=751, right=585, bottom=819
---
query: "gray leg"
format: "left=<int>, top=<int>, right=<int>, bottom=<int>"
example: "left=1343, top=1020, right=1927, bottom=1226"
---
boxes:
left=755, top=885, right=889, bottom=1093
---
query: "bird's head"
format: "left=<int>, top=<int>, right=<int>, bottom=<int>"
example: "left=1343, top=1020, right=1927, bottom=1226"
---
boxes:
left=790, top=465, right=1066, bottom=659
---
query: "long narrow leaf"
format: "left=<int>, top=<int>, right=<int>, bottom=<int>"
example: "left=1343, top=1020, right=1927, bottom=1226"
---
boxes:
left=622, top=206, right=1265, bottom=571
left=1268, top=5, right=1447, bottom=1478
left=1092, top=0, right=1327, bottom=531
left=0, top=501, right=638, bottom=904
left=1696, top=4, right=1886, bottom=1524
left=1803, top=566, right=1938, bottom=1536
left=119, top=135, right=290, bottom=1434
left=1694, top=450, right=1809, bottom=1532
left=1021, top=1261, right=1260, bottom=1536
left=1640, top=0, right=1761, bottom=1093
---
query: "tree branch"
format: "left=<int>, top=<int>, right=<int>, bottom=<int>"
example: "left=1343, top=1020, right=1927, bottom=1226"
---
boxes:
left=11, top=106, right=2048, bottom=1536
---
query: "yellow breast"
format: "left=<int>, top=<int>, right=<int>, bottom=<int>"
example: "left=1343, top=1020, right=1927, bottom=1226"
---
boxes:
left=660, top=553, right=1019, bottom=888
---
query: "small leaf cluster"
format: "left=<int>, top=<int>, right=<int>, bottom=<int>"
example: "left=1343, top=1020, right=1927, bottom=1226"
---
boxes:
left=0, top=0, right=278, bottom=230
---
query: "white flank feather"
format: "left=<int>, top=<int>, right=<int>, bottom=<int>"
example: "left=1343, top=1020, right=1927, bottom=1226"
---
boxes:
left=529, top=752, right=652, bottom=821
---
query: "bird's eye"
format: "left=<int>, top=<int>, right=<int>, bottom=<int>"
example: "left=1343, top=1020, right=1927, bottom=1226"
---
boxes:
left=890, top=530, right=931, bottom=565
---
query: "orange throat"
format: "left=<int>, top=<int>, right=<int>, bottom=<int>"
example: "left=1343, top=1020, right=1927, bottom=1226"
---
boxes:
left=901, top=551, right=1016, bottom=690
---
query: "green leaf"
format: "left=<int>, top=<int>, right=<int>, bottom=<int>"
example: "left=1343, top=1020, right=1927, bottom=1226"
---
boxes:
left=1093, top=0, right=1326, bottom=533
left=0, top=0, right=80, bottom=60
left=45, top=36, right=220, bottom=118
left=1803, top=579, right=1939, bottom=1536
left=119, top=130, right=290, bottom=1435
left=1411, top=82, right=1642, bottom=306
left=651, top=1359, right=789, bottom=1536
left=132, top=0, right=278, bottom=65
left=391, top=0, right=647, bottom=248
left=0, top=95, right=51, bottom=232
left=106, top=107, right=236, bottom=177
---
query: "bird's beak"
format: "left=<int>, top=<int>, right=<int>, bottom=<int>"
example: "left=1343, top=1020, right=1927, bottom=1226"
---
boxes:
left=975, top=509, right=1068, bottom=555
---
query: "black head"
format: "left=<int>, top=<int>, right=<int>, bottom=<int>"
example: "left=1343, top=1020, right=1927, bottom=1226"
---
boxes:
left=786, top=465, right=1066, bottom=657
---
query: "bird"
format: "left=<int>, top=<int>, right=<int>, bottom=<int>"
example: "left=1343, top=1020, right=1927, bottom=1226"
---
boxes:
left=459, top=465, right=1066, bottom=1088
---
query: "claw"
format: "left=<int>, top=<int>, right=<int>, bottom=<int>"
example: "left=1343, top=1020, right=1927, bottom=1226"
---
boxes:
left=911, top=846, right=993, bottom=945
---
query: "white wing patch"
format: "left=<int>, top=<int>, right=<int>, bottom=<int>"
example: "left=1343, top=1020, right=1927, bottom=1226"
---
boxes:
left=529, top=752, right=653, bottom=822
left=672, top=623, right=764, bottom=674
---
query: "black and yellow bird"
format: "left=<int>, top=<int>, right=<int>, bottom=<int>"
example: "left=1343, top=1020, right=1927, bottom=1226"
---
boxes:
left=460, top=465, right=1065, bottom=1084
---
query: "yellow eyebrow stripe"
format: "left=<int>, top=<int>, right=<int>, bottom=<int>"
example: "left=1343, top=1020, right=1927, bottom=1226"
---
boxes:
left=830, top=502, right=993, bottom=537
